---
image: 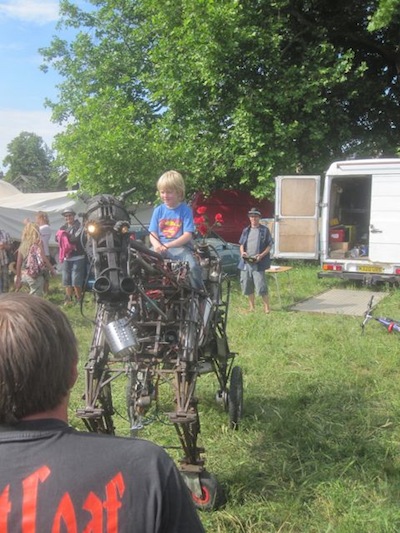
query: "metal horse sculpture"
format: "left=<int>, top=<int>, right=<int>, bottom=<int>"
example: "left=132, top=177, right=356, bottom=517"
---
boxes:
left=76, top=191, right=243, bottom=510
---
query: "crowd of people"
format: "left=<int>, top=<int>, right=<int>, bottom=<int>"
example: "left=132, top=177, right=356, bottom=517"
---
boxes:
left=0, top=208, right=87, bottom=302
left=0, top=170, right=274, bottom=310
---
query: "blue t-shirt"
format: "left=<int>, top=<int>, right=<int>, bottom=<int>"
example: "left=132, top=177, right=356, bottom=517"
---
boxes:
left=149, top=203, right=195, bottom=245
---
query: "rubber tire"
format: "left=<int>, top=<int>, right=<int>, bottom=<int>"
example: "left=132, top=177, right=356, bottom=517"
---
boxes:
left=228, top=366, right=243, bottom=430
left=191, top=472, right=226, bottom=511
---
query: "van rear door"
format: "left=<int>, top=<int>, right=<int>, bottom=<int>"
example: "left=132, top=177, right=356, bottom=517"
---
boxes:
left=274, top=175, right=320, bottom=260
left=369, top=174, right=400, bottom=263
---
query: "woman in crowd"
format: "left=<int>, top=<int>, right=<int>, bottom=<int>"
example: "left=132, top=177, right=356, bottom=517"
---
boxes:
left=36, top=211, right=53, bottom=296
left=15, top=222, right=56, bottom=296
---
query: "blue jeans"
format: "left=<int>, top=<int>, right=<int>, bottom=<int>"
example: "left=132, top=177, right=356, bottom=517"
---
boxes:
left=164, top=247, right=204, bottom=290
left=62, top=257, right=86, bottom=288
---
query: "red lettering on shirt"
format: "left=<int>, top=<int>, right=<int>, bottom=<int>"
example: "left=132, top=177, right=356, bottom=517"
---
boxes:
left=104, top=473, right=125, bottom=532
left=22, top=465, right=51, bottom=533
left=0, top=467, right=126, bottom=533
left=52, top=493, right=77, bottom=533
left=81, top=473, right=125, bottom=533
left=0, top=485, right=12, bottom=530
left=82, top=492, right=103, bottom=532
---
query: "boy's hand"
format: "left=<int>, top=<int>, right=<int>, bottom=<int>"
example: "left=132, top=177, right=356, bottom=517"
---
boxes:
left=154, top=243, right=168, bottom=255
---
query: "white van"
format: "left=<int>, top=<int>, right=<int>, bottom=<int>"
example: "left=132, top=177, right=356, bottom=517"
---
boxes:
left=273, top=159, right=400, bottom=283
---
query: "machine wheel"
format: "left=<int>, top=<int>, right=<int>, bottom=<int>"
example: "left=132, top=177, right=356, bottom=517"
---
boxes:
left=228, top=366, right=243, bottom=430
left=191, top=472, right=226, bottom=511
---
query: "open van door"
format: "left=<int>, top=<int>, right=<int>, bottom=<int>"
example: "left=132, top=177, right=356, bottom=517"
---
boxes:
left=369, top=174, right=400, bottom=263
left=274, top=175, right=320, bottom=260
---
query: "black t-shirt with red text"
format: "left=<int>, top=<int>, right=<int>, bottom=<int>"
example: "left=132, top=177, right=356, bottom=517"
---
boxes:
left=0, top=419, right=205, bottom=533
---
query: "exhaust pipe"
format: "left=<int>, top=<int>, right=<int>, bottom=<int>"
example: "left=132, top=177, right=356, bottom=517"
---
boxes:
left=93, top=276, right=111, bottom=293
left=120, top=277, right=136, bottom=294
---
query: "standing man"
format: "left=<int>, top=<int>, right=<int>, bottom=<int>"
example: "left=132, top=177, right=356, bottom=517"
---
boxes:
left=0, top=227, right=12, bottom=293
left=0, top=293, right=205, bottom=532
left=56, top=209, right=86, bottom=305
left=238, top=207, right=273, bottom=314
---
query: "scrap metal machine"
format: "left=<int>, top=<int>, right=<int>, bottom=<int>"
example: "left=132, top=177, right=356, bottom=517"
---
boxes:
left=76, top=190, right=243, bottom=510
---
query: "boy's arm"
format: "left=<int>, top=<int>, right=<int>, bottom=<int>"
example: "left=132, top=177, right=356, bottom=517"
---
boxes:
left=165, top=231, right=193, bottom=249
left=150, top=231, right=168, bottom=254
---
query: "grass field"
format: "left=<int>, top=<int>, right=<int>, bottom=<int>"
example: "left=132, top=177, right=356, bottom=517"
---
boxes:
left=51, top=263, right=400, bottom=532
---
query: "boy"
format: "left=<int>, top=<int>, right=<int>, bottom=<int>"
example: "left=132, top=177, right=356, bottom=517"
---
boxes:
left=149, top=170, right=203, bottom=289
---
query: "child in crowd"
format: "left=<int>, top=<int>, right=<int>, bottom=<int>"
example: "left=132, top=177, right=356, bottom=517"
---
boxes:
left=149, top=170, right=203, bottom=289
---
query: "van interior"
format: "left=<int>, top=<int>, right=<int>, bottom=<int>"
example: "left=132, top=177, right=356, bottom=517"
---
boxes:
left=327, top=176, right=371, bottom=259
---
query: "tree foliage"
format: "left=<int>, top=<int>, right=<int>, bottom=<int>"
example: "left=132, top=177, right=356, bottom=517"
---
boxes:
left=368, top=0, right=400, bottom=30
left=41, top=0, right=400, bottom=199
left=2, top=132, right=58, bottom=192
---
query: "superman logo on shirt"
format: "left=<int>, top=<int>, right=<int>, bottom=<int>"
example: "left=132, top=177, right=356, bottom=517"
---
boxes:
left=159, top=219, right=182, bottom=239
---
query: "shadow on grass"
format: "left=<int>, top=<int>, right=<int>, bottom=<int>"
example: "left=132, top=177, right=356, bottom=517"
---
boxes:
left=220, top=382, right=400, bottom=503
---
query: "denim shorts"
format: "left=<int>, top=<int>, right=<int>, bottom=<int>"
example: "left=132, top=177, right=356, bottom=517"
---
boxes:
left=62, top=257, right=86, bottom=287
left=240, top=265, right=268, bottom=296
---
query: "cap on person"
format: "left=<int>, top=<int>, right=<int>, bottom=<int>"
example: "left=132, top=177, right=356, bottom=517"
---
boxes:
left=62, top=208, right=76, bottom=216
left=248, top=207, right=261, bottom=217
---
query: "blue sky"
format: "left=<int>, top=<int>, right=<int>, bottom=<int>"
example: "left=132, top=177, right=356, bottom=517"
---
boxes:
left=0, top=0, right=67, bottom=171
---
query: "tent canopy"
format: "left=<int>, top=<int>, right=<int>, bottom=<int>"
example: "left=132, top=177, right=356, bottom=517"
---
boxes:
left=0, top=180, right=86, bottom=244
left=0, top=180, right=152, bottom=244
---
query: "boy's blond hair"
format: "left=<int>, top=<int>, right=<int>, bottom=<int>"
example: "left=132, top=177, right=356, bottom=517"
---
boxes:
left=157, top=170, right=185, bottom=202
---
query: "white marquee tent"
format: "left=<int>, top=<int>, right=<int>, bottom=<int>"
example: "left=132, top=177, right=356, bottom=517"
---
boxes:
left=0, top=180, right=153, bottom=244
left=0, top=180, right=86, bottom=244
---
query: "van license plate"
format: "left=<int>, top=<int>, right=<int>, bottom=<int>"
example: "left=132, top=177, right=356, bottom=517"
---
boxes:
left=358, top=266, right=383, bottom=273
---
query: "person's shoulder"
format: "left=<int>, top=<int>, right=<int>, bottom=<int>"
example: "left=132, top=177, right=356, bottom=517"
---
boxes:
left=68, top=429, right=173, bottom=463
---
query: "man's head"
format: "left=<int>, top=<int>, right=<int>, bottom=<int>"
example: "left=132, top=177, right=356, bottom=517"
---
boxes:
left=62, top=208, right=76, bottom=224
left=0, top=293, right=78, bottom=424
left=248, top=207, right=261, bottom=227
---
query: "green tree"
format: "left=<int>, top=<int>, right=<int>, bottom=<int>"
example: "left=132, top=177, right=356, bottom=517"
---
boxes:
left=3, top=132, right=57, bottom=192
left=368, top=0, right=400, bottom=29
left=41, top=0, right=400, bottom=199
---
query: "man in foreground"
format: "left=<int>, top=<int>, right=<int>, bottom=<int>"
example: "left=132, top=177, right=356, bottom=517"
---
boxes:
left=0, top=293, right=205, bottom=532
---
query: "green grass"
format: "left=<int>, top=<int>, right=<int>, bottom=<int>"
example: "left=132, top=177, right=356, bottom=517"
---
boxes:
left=48, top=265, right=400, bottom=532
